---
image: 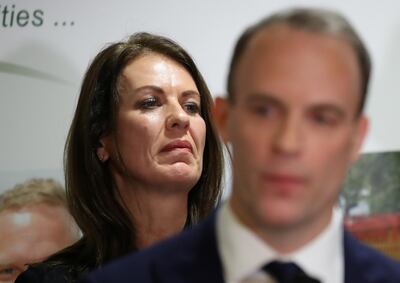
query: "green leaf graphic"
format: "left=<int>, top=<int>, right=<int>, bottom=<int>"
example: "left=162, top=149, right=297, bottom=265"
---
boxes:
left=0, top=61, right=75, bottom=86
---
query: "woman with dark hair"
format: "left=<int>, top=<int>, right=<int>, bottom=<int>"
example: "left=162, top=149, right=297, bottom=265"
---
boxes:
left=16, top=32, right=223, bottom=283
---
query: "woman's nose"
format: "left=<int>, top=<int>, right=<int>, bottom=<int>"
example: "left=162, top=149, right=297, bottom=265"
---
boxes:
left=165, top=104, right=190, bottom=131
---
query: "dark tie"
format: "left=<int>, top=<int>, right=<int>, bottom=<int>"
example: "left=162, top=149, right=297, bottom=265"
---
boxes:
left=262, top=261, right=321, bottom=283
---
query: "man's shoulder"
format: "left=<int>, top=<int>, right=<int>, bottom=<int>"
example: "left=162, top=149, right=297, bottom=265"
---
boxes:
left=344, top=230, right=400, bottom=282
left=83, top=213, right=219, bottom=283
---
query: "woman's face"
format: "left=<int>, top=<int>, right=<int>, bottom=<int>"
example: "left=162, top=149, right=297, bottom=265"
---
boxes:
left=102, top=53, right=206, bottom=192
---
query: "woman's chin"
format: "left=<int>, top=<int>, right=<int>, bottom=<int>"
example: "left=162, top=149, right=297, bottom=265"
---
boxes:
left=161, top=164, right=200, bottom=185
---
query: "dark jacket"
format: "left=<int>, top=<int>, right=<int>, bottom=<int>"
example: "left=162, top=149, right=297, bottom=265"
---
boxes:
left=81, top=212, right=400, bottom=283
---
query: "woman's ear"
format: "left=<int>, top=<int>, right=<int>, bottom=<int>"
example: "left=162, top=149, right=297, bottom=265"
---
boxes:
left=96, top=137, right=111, bottom=162
left=212, top=96, right=231, bottom=143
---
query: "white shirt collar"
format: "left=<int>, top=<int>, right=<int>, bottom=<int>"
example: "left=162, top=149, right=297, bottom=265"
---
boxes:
left=216, top=201, right=344, bottom=283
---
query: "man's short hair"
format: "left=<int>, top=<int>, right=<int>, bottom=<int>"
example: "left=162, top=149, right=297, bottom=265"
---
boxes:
left=0, top=178, right=67, bottom=212
left=227, top=7, right=371, bottom=115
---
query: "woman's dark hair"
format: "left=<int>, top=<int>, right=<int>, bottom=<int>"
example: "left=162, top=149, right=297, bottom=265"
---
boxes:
left=46, top=32, right=223, bottom=274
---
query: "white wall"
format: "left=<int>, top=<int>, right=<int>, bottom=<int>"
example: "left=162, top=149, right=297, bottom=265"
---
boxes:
left=1, top=0, right=399, bottom=192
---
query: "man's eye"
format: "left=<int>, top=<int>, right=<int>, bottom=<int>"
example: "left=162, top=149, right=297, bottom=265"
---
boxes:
left=0, top=267, right=16, bottom=274
left=184, top=102, right=201, bottom=114
left=0, top=266, right=20, bottom=280
left=251, top=105, right=273, bottom=117
left=312, top=113, right=337, bottom=126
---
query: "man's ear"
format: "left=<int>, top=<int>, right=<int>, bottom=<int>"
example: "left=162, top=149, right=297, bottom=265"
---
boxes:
left=212, top=96, right=231, bottom=143
left=351, top=115, right=369, bottom=162
left=96, top=137, right=111, bottom=162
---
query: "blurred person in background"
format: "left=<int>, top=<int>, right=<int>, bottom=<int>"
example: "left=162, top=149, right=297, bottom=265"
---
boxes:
left=0, top=178, right=80, bottom=283
left=16, top=32, right=223, bottom=283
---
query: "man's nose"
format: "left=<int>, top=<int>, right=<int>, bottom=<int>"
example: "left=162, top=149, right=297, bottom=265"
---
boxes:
left=272, top=115, right=302, bottom=155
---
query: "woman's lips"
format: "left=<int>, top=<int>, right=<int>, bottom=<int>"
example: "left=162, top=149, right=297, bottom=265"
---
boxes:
left=161, top=140, right=193, bottom=153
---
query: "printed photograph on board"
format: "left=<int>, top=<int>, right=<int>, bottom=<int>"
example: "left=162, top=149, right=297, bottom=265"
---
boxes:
left=342, top=151, right=400, bottom=260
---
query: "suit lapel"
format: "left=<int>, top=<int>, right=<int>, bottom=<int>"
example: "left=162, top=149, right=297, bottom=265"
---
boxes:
left=152, top=212, right=225, bottom=283
left=343, top=230, right=371, bottom=283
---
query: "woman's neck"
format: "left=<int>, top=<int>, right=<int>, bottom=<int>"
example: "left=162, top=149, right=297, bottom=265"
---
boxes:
left=115, top=175, right=189, bottom=249
left=131, top=192, right=188, bottom=249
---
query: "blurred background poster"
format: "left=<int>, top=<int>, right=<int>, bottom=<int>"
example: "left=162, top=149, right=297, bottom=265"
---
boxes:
left=343, top=151, right=400, bottom=260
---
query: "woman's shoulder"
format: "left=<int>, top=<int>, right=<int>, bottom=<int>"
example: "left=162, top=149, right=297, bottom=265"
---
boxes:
left=16, top=262, right=83, bottom=283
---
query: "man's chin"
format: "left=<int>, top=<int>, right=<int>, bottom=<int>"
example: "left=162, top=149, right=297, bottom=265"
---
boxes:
left=257, top=206, right=304, bottom=230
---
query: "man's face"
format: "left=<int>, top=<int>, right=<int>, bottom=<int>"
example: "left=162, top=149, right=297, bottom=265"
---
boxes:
left=0, top=204, right=78, bottom=283
left=219, top=24, right=368, bottom=237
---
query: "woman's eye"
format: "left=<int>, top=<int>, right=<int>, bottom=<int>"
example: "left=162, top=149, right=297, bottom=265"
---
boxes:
left=184, top=102, right=201, bottom=114
left=139, top=97, right=159, bottom=109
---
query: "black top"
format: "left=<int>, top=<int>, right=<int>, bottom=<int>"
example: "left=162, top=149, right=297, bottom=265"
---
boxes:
left=15, top=263, right=85, bottom=283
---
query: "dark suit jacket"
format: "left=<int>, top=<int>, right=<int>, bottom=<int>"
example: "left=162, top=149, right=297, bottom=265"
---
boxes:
left=81, top=213, right=400, bottom=283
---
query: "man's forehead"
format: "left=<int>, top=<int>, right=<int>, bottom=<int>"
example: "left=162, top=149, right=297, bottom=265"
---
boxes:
left=231, top=24, right=362, bottom=118
left=234, top=25, right=306, bottom=85
left=248, top=23, right=291, bottom=45
left=243, top=23, right=348, bottom=61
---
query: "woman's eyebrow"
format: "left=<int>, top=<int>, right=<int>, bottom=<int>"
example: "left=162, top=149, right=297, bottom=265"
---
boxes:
left=133, top=85, right=164, bottom=94
left=181, top=90, right=200, bottom=98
